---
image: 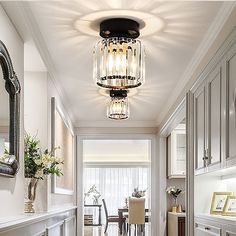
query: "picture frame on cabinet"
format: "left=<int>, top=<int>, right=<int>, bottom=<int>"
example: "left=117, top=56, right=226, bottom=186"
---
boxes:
left=51, top=97, right=74, bottom=195
left=223, top=196, right=236, bottom=216
left=210, top=192, right=233, bottom=214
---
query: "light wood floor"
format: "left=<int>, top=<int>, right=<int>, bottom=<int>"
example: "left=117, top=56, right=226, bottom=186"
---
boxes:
left=84, top=223, right=151, bottom=236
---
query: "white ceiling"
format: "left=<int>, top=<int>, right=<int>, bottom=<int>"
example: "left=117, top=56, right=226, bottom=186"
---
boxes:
left=23, top=1, right=225, bottom=127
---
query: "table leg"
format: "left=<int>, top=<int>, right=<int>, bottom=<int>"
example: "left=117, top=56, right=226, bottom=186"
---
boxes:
left=118, top=210, right=123, bottom=235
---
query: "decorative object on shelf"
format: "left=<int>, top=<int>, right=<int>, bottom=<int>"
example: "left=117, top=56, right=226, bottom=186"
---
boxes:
left=177, top=204, right=183, bottom=213
left=93, top=18, right=145, bottom=90
left=24, top=133, right=64, bottom=213
left=0, top=41, right=21, bottom=178
left=210, top=192, right=233, bottom=215
left=84, top=185, right=101, bottom=205
left=107, top=90, right=129, bottom=120
left=51, top=97, right=74, bottom=195
left=223, top=195, right=236, bottom=216
left=131, top=187, right=146, bottom=198
left=166, top=186, right=183, bottom=212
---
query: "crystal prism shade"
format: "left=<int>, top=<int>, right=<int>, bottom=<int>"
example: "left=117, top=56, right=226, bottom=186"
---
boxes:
left=107, top=96, right=129, bottom=120
left=94, top=37, right=145, bottom=89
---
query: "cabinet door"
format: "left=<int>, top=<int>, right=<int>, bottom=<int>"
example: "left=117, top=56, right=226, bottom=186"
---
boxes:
left=194, top=84, right=206, bottom=170
left=226, top=44, right=236, bottom=164
left=178, top=217, right=185, bottom=236
left=46, top=222, right=64, bottom=236
left=64, top=216, right=76, bottom=236
left=207, top=65, right=222, bottom=167
left=168, top=129, right=186, bottom=177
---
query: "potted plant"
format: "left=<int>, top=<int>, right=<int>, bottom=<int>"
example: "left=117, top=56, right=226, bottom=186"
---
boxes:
left=166, top=186, right=183, bottom=213
left=24, top=133, right=64, bottom=213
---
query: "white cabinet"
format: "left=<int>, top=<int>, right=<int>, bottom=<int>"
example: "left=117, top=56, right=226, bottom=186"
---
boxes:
left=193, top=82, right=206, bottom=171
left=0, top=207, right=77, bottom=236
left=168, top=124, right=186, bottom=178
left=226, top=43, right=236, bottom=167
left=195, top=216, right=236, bottom=236
left=193, top=63, right=223, bottom=174
left=46, top=221, right=64, bottom=236
left=64, top=216, right=76, bottom=236
left=207, top=64, right=222, bottom=169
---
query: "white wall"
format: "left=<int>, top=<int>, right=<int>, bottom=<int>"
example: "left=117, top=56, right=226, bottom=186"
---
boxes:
left=47, top=77, right=76, bottom=210
left=24, top=71, right=48, bottom=212
left=0, top=5, right=24, bottom=218
left=24, top=71, right=76, bottom=212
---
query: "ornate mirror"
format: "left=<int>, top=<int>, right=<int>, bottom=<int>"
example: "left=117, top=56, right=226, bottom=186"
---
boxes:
left=0, top=41, right=20, bottom=177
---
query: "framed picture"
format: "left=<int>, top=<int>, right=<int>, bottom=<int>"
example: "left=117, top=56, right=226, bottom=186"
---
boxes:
left=223, top=196, right=236, bottom=216
left=210, top=192, right=233, bottom=214
left=51, top=97, right=74, bottom=195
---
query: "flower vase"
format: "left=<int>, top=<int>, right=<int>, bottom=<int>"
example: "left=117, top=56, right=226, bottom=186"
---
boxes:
left=24, top=178, right=39, bottom=213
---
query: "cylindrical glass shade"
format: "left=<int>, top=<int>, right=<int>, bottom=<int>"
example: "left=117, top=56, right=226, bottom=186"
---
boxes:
left=94, top=37, right=145, bottom=89
left=107, top=96, right=129, bottom=120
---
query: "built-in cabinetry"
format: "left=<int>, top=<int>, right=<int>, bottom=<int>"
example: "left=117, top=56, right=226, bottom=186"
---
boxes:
left=192, top=29, right=236, bottom=175
left=226, top=42, right=236, bottom=168
left=193, top=62, right=223, bottom=174
left=168, top=124, right=186, bottom=178
left=192, top=29, right=236, bottom=236
left=195, top=215, right=236, bottom=236
left=0, top=207, right=76, bottom=236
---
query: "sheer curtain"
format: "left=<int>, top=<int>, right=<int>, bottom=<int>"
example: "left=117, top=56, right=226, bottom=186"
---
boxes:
left=84, top=166, right=150, bottom=223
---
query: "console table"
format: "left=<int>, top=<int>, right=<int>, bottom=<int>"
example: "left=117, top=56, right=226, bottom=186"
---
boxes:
left=84, top=204, right=102, bottom=226
left=168, top=212, right=186, bottom=236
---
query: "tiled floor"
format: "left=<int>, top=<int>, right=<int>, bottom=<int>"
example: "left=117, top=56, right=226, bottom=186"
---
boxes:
left=84, top=223, right=151, bottom=236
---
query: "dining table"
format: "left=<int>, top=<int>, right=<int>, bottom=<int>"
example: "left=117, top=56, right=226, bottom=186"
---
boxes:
left=118, top=207, right=150, bottom=234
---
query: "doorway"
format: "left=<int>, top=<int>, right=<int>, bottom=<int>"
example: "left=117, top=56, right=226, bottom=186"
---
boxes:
left=77, top=134, right=156, bottom=236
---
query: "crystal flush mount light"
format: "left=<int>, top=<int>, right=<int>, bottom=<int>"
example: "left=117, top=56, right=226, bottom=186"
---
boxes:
left=107, top=90, right=129, bottom=120
left=93, top=18, right=145, bottom=89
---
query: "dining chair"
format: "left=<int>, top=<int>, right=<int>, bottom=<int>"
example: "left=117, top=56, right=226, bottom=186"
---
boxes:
left=128, top=197, right=145, bottom=236
left=102, top=199, right=126, bottom=234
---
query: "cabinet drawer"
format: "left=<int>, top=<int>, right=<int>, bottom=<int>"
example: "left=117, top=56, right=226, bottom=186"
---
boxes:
left=195, top=222, right=221, bottom=235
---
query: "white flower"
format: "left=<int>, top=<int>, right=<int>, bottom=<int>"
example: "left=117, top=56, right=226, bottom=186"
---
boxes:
left=42, top=154, right=52, bottom=167
left=34, top=158, right=42, bottom=165
left=166, top=186, right=175, bottom=194
left=35, top=169, right=44, bottom=178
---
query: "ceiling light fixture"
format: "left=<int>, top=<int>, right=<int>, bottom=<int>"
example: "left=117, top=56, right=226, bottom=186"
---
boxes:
left=107, top=90, right=129, bottom=120
left=93, top=18, right=145, bottom=89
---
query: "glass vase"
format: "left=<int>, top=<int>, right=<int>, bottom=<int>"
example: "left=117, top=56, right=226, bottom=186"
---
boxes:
left=24, top=178, right=39, bottom=213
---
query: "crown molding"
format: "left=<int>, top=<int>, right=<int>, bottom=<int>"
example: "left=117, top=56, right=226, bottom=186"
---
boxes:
left=3, top=2, right=76, bottom=125
left=156, top=1, right=236, bottom=126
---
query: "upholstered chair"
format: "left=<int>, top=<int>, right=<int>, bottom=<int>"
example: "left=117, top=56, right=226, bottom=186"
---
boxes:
left=128, top=197, right=145, bottom=235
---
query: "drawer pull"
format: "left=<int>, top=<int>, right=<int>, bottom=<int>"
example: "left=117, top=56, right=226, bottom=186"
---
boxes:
left=205, top=227, right=210, bottom=231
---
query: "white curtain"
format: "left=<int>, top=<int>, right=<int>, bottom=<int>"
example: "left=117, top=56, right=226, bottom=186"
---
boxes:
left=83, top=166, right=150, bottom=223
